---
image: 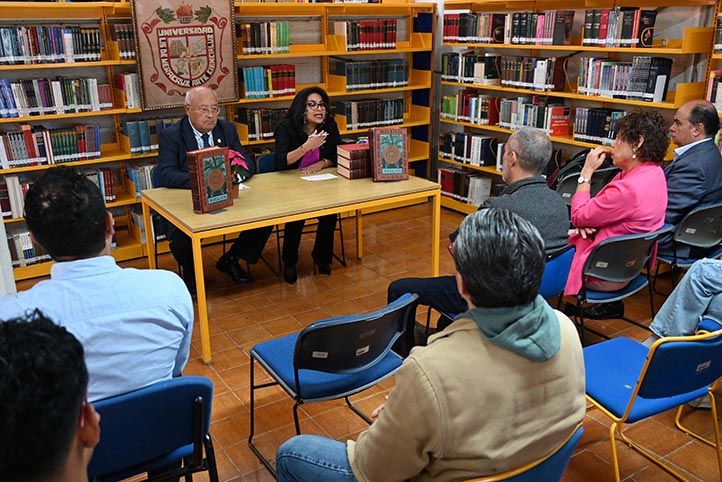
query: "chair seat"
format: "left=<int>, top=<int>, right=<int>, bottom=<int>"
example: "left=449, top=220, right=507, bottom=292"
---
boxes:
left=93, top=443, right=195, bottom=481
left=585, top=338, right=708, bottom=423
left=584, top=275, right=648, bottom=303
left=252, top=333, right=403, bottom=401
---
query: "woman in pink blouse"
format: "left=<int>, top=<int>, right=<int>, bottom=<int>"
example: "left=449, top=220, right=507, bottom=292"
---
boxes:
left=565, top=109, right=668, bottom=298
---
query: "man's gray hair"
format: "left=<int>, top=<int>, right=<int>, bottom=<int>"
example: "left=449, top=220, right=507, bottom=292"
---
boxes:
left=508, top=127, right=552, bottom=175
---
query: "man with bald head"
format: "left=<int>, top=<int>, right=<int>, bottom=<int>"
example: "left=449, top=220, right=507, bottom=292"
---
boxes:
left=157, top=86, right=272, bottom=292
left=662, top=99, right=722, bottom=257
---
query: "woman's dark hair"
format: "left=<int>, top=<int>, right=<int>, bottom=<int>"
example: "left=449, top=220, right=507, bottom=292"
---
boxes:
left=284, top=86, right=330, bottom=134
left=613, top=109, right=670, bottom=164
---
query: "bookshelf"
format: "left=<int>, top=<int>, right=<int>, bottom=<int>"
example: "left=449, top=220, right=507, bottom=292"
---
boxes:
left=0, top=0, right=435, bottom=281
left=439, top=0, right=715, bottom=212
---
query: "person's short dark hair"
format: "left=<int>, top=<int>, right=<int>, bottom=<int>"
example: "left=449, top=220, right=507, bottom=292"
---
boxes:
left=454, top=208, right=545, bottom=308
left=689, top=101, right=721, bottom=138
left=24, top=166, right=107, bottom=259
left=508, top=127, right=552, bottom=175
left=613, top=109, right=670, bottom=164
left=284, top=86, right=331, bottom=134
left=0, top=310, right=88, bottom=482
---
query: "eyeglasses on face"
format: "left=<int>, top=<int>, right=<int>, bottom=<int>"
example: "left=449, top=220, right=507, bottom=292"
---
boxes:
left=188, top=105, right=221, bottom=115
left=306, top=101, right=327, bottom=110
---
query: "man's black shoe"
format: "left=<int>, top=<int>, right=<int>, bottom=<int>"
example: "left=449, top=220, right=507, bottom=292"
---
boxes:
left=566, top=300, right=624, bottom=320
left=216, top=254, right=253, bottom=283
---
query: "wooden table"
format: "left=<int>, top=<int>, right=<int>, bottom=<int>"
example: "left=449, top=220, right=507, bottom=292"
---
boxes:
left=142, top=170, right=441, bottom=363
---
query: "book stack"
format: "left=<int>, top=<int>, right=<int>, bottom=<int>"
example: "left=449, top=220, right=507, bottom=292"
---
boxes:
left=336, top=143, right=371, bottom=179
left=108, top=22, right=136, bottom=60
left=0, top=76, right=113, bottom=118
left=439, top=132, right=498, bottom=167
left=578, top=56, right=672, bottom=102
left=499, top=56, right=565, bottom=92
left=6, top=226, right=50, bottom=267
left=335, top=98, right=404, bottom=130
left=238, top=22, right=290, bottom=55
left=574, top=107, right=626, bottom=145
left=438, top=167, right=492, bottom=205
left=236, top=107, right=288, bottom=141
left=329, top=58, right=408, bottom=91
left=115, top=72, right=141, bottom=109
left=0, top=24, right=102, bottom=65
left=333, top=20, right=397, bottom=51
left=239, top=65, right=296, bottom=99
left=582, top=8, right=657, bottom=48
left=440, top=90, right=499, bottom=126
left=440, top=52, right=500, bottom=85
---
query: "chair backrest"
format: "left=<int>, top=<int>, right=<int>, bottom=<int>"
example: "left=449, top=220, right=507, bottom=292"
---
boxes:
left=294, top=293, right=418, bottom=374
left=87, top=376, right=213, bottom=480
left=466, top=423, right=584, bottom=482
left=637, top=329, right=722, bottom=399
left=256, top=153, right=276, bottom=173
left=556, top=167, right=620, bottom=205
left=672, top=202, right=722, bottom=248
left=582, top=231, right=659, bottom=283
left=539, top=246, right=575, bottom=299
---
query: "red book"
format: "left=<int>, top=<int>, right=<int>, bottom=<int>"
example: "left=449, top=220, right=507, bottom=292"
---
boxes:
left=337, top=143, right=370, bottom=160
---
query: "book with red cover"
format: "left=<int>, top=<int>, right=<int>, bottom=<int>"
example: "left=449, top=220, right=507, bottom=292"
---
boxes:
left=368, top=127, right=408, bottom=182
left=187, top=146, right=233, bottom=214
left=337, top=142, right=370, bottom=160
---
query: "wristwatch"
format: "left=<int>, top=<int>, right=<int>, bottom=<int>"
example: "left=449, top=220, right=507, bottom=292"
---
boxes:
left=577, top=175, right=591, bottom=184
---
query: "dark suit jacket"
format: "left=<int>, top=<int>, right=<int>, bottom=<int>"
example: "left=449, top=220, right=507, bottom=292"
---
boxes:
left=662, top=139, right=722, bottom=257
left=156, top=116, right=253, bottom=189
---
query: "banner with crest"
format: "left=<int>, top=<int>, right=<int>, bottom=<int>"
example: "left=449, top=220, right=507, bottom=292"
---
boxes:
left=131, top=0, right=238, bottom=110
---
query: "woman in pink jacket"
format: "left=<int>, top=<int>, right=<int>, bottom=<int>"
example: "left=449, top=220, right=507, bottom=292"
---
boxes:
left=565, top=109, right=668, bottom=308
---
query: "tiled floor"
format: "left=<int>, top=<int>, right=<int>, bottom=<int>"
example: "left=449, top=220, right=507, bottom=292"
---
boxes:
left=17, top=202, right=722, bottom=481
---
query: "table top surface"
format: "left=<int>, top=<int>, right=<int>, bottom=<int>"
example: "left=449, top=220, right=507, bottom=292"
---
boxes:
left=142, top=171, right=439, bottom=233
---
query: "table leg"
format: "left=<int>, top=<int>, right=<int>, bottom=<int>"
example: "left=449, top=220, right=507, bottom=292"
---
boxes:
left=355, top=209, right=363, bottom=259
left=431, top=192, right=440, bottom=277
left=142, top=201, right=156, bottom=269
left=192, top=235, right=212, bottom=364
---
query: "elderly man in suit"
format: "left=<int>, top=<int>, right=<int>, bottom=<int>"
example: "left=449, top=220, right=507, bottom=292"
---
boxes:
left=156, top=86, right=272, bottom=292
left=662, top=99, right=722, bottom=258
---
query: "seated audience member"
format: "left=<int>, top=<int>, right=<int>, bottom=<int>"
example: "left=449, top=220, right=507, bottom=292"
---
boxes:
left=388, top=127, right=569, bottom=351
left=564, top=109, right=668, bottom=318
left=156, top=85, right=272, bottom=290
left=662, top=100, right=722, bottom=258
left=0, top=166, right=193, bottom=402
left=275, top=208, right=586, bottom=482
left=0, top=310, right=100, bottom=482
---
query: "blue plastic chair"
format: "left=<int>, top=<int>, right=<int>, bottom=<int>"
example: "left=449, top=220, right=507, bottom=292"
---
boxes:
left=584, top=331, right=722, bottom=482
left=464, top=423, right=583, bottom=481
left=539, top=246, right=575, bottom=306
left=87, top=376, right=218, bottom=482
left=248, top=293, right=419, bottom=476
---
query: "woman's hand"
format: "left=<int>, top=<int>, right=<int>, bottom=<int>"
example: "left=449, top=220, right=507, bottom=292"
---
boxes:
left=581, top=146, right=609, bottom=178
left=303, top=130, right=327, bottom=151
left=300, top=159, right=328, bottom=174
left=570, top=227, right=598, bottom=240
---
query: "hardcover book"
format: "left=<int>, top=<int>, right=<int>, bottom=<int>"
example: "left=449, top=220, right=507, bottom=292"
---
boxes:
left=369, top=127, right=408, bottom=182
left=187, top=146, right=233, bottom=214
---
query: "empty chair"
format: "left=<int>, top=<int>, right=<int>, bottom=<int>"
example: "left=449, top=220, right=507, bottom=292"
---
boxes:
left=248, top=293, right=418, bottom=476
left=87, top=376, right=219, bottom=482
left=539, top=246, right=575, bottom=307
left=556, top=166, right=620, bottom=206
left=464, top=423, right=583, bottom=482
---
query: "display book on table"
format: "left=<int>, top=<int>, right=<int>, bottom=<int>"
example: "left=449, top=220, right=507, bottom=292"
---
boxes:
left=368, top=127, right=408, bottom=182
left=187, top=146, right=233, bottom=214
left=336, top=142, right=371, bottom=179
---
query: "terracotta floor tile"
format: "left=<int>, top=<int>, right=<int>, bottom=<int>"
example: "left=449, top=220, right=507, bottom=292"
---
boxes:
left=212, top=390, right=248, bottom=422
left=312, top=405, right=372, bottom=440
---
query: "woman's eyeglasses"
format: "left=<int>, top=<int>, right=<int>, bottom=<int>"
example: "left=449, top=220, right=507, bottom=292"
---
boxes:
left=306, top=101, right=327, bottom=110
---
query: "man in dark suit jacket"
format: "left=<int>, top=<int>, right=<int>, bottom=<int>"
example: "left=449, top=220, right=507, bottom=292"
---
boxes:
left=663, top=100, right=722, bottom=258
left=157, top=86, right=272, bottom=292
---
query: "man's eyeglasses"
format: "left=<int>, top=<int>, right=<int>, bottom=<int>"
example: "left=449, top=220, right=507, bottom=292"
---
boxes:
left=306, top=101, right=327, bottom=110
left=188, top=105, right=221, bottom=116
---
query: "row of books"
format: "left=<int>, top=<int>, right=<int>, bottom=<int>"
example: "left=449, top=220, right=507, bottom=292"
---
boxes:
left=0, top=24, right=102, bottom=65
left=236, top=107, right=288, bottom=141
left=441, top=91, right=498, bottom=126
left=329, top=57, right=408, bottom=91
left=582, top=8, right=657, bottom=48
left=335, top=98, right=405, bottom=130
left=441, top=52, right=499, bottom=85
left=715, top=14, right=722, bottom=54
left=108, top=22, right=136, bottom=60
left=444, top=10, right=575, bottom=47
left=574, top=107, right=625, bottom=145
left=336, top=142, right=371, bottom=179
left=115, top=72, right=141, bottom=109
left=0, top=124, right=101, bottom=169
left=332, top=20, right=398, bottom=51
left=499, top=97, right=571, bottom=136
left=438, top=167, right=492, bottom=206
left=239, top=65, right=296, bottom=99
left=578, top=56, right=672, bottom=102
left=0, top=77, right=113, bottom=118
left=238, top=22, right=290, bottom=55
left=126, top=161, right=157, bottom=200
left=707, top=69, right=722, bottom=112
left=439, top=131, right=500, bottom=169
left=6, top=226, right=50, bottom=267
